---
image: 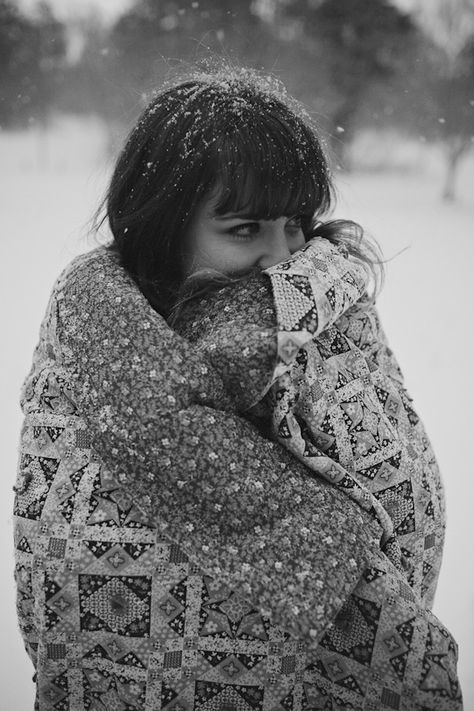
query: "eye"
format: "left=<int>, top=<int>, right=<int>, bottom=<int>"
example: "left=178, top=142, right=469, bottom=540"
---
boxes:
left=286, top=215, right=304, bottom=234
left=228, top=222, right=260, bottom=240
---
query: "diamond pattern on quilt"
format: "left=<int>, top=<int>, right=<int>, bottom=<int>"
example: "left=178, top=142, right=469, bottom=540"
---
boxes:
left=320, top=595, right=380, bottom=667
left=194, top=680, right=264, bottom=711
left=39, top=671, right=69, bottom=710
left=83, top=668, right=146, bottom=710
left=79, top=574, right=151, bottom=636
left=270, top=274, right=316, bottom=332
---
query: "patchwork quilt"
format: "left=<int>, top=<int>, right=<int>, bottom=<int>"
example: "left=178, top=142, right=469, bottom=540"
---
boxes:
left=14, top=242, right=462, bottom=709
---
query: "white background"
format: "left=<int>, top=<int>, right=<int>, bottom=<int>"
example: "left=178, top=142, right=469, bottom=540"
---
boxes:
left=1, top=117, right=472, bottom=709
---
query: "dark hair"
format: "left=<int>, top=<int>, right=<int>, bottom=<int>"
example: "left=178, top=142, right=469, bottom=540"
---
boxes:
left=96, top=66, right=382, bottom=316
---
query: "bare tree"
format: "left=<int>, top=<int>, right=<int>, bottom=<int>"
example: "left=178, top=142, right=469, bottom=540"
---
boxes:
left=411, top=0, right=474, bottom=200
left=276, top=0, right=417, bottom=169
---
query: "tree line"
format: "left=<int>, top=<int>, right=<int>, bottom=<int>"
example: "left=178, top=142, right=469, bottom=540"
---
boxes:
left=1, top=0, right=473, bottom=197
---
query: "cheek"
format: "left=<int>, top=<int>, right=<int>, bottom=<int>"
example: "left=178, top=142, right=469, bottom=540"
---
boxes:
left=186, top=229, right=259, bottom=276
left=206, top=241, right=259, bottom=275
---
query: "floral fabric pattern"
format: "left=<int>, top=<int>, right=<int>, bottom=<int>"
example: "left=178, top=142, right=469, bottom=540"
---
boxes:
left=14, top=244, right=462, bottom=710
left=265, top=240, right=447, bottom=610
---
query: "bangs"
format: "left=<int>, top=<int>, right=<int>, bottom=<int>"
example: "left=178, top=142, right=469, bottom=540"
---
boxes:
left=208, top=110, right=332, bottom=226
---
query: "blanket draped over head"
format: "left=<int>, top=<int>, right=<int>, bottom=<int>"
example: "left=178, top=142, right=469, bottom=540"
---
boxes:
left=14, top=239, right=462, bottom=710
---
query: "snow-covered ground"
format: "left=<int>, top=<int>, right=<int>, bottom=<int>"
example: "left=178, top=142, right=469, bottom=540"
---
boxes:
left=1, top=117, right=472, bottom=709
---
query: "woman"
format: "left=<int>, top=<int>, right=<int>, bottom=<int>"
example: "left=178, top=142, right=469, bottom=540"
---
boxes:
left=14, top=67, right=462, bottom=710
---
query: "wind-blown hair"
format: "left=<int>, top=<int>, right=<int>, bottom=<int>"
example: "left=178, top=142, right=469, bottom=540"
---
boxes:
left=97, top=67, right=383, bottom=317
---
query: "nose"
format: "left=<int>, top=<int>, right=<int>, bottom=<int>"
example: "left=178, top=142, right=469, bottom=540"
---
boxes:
left=257, top=222, right=292, bottom=269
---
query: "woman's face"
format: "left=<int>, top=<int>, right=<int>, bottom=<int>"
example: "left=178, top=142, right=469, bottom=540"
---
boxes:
left=183, top=191, right=306, bottom=277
